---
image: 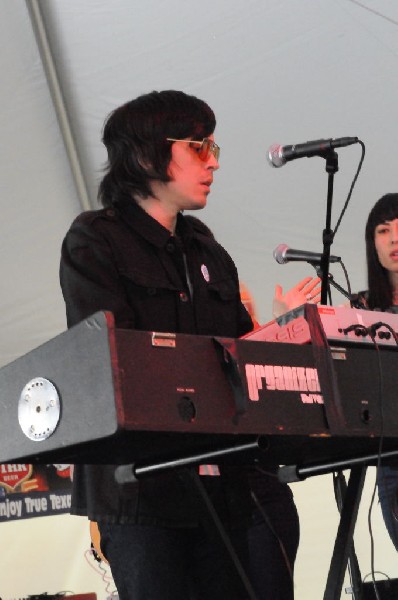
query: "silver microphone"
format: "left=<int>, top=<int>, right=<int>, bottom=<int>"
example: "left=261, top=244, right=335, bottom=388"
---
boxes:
left=273, top=243, right=341, bottom=265
left=267, top=137, right=359, bottom=168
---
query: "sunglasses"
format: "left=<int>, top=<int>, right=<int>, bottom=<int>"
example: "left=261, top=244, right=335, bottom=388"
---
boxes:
left=166, top=138, right=220, bottom=162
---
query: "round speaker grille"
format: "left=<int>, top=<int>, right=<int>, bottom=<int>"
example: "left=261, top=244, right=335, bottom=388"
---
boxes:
left=18, top=377, right=60, bottom=441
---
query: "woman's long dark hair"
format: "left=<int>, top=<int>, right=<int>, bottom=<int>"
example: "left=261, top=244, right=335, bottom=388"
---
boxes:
left=98, top=90, right=216, bottom=206
left=365, top=193, right=398, bottom=309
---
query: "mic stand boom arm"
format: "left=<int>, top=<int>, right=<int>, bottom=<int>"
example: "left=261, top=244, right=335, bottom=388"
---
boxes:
left=313, top=264, right=366, bottom=309
left=313, top=266, right=350, bottom=301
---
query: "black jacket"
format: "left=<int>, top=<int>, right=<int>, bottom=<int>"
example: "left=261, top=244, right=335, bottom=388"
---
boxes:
left=61, top=201, right=253, bottom=337
left=60, top=200, right=258, bottom=526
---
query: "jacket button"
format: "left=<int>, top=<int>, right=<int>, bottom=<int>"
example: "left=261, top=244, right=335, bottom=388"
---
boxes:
left=166, top=242, right=175, bottom=253
left=179, top=292, right=189, bottom=302
left=147, top=288, right=157, bottom=296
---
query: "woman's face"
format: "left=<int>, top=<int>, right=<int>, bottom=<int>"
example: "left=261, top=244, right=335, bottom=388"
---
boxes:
left=374, top=218, right=398, bottom=275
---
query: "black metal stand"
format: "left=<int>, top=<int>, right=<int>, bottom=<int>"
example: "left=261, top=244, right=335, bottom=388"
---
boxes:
left=278, top=449, right=398, bottom=482
left=320, top=150, right=339, bottom=305
left=324, top=466, right=366, bottom=600
left=279, top=448, right=398, bottom=599
left=115, top=439, right=263, bottom=482
left=333, top=471, right=364, bottom=600
left=310, top=151, right=364, bottom=597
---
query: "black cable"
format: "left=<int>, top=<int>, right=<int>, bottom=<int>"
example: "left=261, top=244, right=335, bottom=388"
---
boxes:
left=339, top=259, right=352, bottom=298
left=363, top=570, right=391, bottom=582
left=333, top=140, right=366, bottom=236
left=369, top=321, right=398, bottom=345
left=334, top=320, right=394, bottom=600
left=365, top=329, right=387, bottom=600
left=250, top=488, right=294, bottom=583
left=367, top=323, right=398, bottom=594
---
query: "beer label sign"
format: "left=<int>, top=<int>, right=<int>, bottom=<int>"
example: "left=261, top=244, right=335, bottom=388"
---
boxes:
left=0, top=464, right=33, bottom=492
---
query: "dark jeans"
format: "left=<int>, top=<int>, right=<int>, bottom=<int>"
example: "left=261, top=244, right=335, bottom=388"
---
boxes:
left=248, top=499, right=300, bottom=600
left=99, top=521, right=251, bottom=600
left=377, top=464, right=398, bottom=551
left=98, top=497, right=299, bottom=600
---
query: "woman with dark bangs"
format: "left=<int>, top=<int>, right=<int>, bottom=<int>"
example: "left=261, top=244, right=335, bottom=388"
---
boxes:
left=352, top=193, right=398, bottom=551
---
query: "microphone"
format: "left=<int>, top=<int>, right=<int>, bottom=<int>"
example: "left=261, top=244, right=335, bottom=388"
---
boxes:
left=267, top=136, right=359, bottom=168
left=273, top=243, right=341, bottom=265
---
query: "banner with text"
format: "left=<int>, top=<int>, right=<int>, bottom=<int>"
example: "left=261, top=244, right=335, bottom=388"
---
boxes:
left=0, top=464, right=72, bottom=522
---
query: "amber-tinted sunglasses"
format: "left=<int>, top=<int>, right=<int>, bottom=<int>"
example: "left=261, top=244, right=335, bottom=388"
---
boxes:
left=166, top=138, right=220, bottom=161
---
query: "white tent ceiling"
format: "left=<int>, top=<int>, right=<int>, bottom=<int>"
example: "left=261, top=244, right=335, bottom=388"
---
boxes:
left=1, top=0, right=398, bottom=367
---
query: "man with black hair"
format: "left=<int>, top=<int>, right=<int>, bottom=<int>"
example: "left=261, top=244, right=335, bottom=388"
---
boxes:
left=60, top=90, right=300, bottom=599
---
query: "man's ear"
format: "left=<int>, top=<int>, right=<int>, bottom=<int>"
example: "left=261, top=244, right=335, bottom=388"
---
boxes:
left=137, top=153, right=151, bottom=171
left=137, top=154, right=158, bottom=178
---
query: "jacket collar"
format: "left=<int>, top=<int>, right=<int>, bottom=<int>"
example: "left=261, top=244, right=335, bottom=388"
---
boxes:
left=116, top=198, right=195, bottom=249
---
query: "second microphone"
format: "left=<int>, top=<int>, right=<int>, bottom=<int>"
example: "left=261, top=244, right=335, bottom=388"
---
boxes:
left=273, top=243, right=341, bottom=265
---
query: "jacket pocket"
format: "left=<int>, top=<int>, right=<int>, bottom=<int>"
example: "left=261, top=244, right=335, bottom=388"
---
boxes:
left=119, top=269, right=180, bottom=331
left=207, top=278, right=238, bottom=301
left=205, top=278, right=241, bottom=336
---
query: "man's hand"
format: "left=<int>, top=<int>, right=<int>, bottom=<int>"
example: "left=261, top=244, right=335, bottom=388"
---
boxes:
left=273, top=276, right=321, bottom=318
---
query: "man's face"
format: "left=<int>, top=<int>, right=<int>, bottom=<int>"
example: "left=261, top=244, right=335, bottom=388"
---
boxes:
left=160, top=135, right=220, bottom=213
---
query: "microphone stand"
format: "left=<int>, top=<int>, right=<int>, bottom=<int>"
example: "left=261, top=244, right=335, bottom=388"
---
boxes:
left=319, top=150, right=339, bottom=305
left=316, top=150, right=364, bottom=599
